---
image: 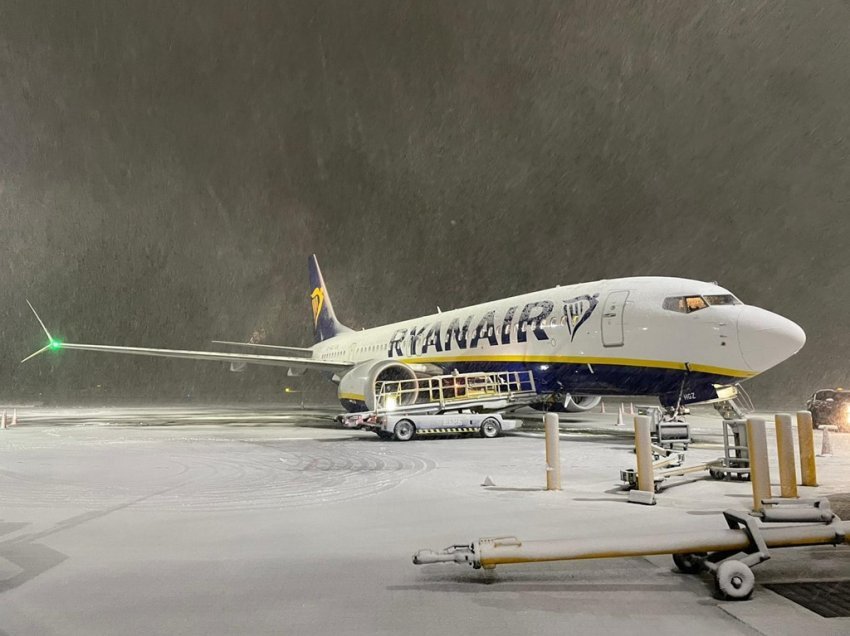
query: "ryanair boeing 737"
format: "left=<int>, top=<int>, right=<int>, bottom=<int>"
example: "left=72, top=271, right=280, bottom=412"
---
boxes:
left=24, top=255, right=805, bottom=414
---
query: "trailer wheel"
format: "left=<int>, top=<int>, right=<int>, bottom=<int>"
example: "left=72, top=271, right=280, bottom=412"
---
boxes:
left=480, top=417, right=501, bottom=439
left=673, top=552, right=706, bottom=575
left=393, top=419, right=416, bottom=442
left=715, top=560, right=755, bottom=601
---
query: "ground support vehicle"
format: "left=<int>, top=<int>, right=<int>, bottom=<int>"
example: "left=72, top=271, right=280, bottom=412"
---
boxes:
left=620, top=418, right=750, bottom=488
left=348, top=411, right=520, bottom=441
left=414, top=499, right=847, bottom=601
left=637, top=405, right=691, bottom=450
left=806, top=388, right=850, bottom=430
left=619, top=444, right=708, bottom=490
left=340, top=370, right=534, bottom=440
left=708, top=419, right=751, bottom=481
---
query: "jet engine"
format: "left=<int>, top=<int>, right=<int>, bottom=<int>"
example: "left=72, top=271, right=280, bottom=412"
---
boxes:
left=530, top=394, right=602, bottom=413
left=337, top=359, right=419, bottom=410
left=564, top=395, right=603, bottom=412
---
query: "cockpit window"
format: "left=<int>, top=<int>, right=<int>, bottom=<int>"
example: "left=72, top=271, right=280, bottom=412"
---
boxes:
left=663, top=293, right=742, bottom=313
left=662, top=295, right=708, bottom=313
left=704, top=294, right=741, bottom=306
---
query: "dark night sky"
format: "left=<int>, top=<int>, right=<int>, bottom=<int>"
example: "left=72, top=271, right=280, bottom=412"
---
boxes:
left=1, top=1, right=849, bottom=406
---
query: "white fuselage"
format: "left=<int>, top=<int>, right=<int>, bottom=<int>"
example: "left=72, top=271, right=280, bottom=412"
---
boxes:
left=313, top=277, right=805, bottom=408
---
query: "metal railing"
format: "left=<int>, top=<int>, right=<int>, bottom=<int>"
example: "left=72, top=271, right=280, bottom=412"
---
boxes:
left=374, top=370, right=536, bottom=413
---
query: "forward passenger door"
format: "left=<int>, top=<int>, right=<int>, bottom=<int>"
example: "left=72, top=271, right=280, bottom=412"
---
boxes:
left=602, top=291, right=629, bottom=347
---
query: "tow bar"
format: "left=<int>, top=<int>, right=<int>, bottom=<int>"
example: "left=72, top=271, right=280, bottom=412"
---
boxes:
left=413, top=499, right=848, bottom=600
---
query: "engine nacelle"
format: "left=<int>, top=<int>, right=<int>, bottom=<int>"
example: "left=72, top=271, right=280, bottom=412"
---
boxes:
left=337, top=359, right=419, bottom=411
left=565, top=395, right=602, bottom=412
left=530, top=394, right=602, bottom=413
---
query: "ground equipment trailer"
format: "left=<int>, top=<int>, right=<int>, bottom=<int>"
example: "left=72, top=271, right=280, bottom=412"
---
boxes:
left=355, top=411, right=521, bottom=441
left=636, top=405, right=691, bottom=450
left=341, top=370, right=535, bottom=440
left=619, top=418, right=751, bottom=490
left=414, top=499, right=849, bottom=601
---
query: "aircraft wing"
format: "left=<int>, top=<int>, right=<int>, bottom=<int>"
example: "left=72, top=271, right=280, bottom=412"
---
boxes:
left=211, top=340, right=314, bottom=357
left=24, top=342, right=352, bottom=371
left=21, top=301, right=352, bottom=372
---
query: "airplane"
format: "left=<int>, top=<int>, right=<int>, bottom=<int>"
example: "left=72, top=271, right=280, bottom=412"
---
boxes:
left=24, top=255, right=805, bottom=415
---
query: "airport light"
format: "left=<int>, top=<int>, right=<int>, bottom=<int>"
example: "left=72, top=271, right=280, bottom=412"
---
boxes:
left=49, top=340, right=62, bottom=351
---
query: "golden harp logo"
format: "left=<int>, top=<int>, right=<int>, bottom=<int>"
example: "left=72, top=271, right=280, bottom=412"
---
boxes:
left=311, top=287, right=325, bottom=327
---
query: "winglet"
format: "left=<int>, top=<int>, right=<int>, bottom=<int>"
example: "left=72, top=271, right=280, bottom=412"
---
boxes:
left=26, top=299, right=53, bottom=341
left=21, top=301, right=62, bottom=363
left=21, top=344, right=51, bottom=364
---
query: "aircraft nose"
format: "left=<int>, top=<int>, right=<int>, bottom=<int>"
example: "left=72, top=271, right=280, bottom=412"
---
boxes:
left=737, top=306, right=806, bottom=372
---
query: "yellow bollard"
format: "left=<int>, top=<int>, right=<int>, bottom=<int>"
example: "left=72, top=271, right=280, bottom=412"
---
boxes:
left=544, top=413, right=561, bottom=491
left=796, top=411, right=818, bottom=487
left=747, top=417, right=772, bottom=513
left=629, top=415, right=655, bottom=504
left=775, top=414, right=798, bottom=498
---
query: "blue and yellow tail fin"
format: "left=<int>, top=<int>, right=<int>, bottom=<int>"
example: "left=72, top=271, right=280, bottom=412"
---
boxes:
left=308, top=255, right=351, bottom=343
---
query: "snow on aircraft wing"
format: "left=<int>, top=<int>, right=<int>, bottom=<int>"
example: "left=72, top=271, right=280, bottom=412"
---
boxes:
left=21, top=301, right=352, bottom=372
left=210, top=340, right=314, bottom=357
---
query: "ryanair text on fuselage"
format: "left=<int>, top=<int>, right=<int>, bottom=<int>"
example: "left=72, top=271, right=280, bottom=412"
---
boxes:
left=387, top=294, right=599, bottom=357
